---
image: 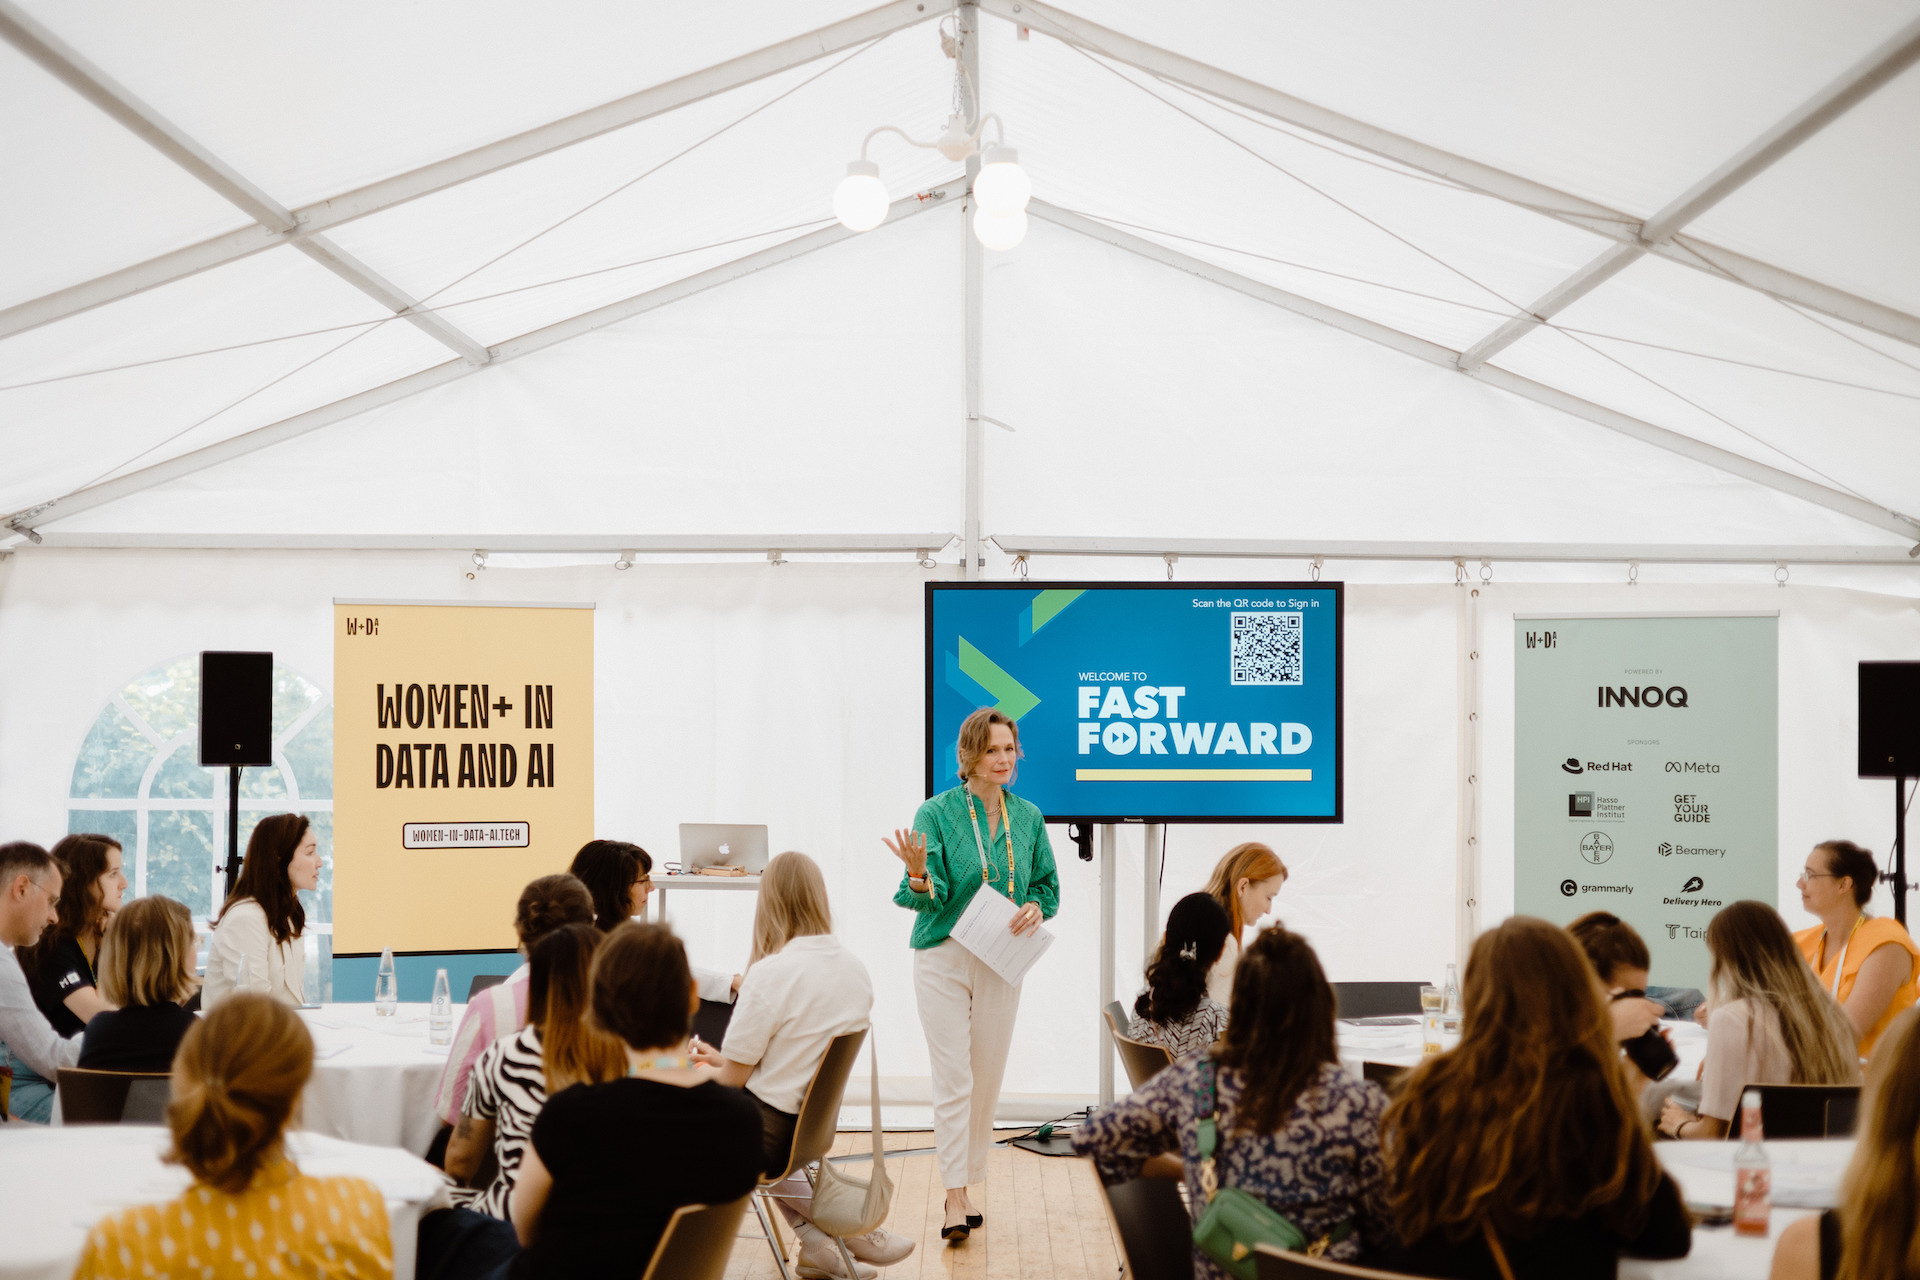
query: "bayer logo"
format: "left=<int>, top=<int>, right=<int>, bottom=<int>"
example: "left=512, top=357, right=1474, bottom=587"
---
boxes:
left=1579, top=831, right=1614, bottom=865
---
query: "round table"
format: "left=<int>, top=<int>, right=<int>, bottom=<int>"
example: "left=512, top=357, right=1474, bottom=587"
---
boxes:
left=0, top=1124, right=448, bottom=1280
left=1623, top=1139, right=1852, bottom=1278
left=300, top=1002, right=460, bottom=1154
left=1337, top=1018, right=1712, bottom=1083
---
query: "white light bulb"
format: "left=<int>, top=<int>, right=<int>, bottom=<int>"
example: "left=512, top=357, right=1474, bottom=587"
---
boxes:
left=973, top=147, right=1030, bottom=216
left=973, top=206, right=1027, bottom=251
left=834, top=160, right=888, bottom=232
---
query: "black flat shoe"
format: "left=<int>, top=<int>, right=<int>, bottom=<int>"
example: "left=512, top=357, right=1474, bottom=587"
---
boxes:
left=942, top=1219, right=971, bottom=1245
left=966, top=1213, right=984, bottom=1229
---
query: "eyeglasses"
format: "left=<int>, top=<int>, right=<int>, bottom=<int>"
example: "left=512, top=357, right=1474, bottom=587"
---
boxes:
left=1798, top=869, right=1838, bottom=881
left=24, top=877, right=58, bottom=901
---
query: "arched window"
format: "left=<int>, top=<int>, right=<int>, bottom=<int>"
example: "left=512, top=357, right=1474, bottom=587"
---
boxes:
left=68, top=656, right=333, bottom=986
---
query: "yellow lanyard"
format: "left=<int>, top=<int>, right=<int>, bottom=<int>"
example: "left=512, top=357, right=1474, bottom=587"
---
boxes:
left=965, top=788, right=1017, bottom=893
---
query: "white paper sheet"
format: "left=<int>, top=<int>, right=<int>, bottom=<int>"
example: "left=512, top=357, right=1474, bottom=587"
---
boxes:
left=949, top=887, right=1055, bottom=986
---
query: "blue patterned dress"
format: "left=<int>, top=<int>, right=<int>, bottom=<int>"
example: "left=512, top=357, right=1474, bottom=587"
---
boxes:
left=1072, top=1058, right=1391, bottom=1277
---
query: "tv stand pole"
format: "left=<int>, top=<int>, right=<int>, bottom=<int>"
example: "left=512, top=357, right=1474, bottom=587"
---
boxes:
left=1098, top=823, right=1115, bottom=1106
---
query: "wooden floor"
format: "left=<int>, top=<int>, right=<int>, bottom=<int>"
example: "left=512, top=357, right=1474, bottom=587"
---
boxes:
left=723, top=1130, right=1123, bottom=1280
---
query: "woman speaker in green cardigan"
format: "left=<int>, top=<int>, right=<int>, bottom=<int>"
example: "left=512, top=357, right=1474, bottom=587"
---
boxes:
left=885, top=707, right=1061, bottom=1244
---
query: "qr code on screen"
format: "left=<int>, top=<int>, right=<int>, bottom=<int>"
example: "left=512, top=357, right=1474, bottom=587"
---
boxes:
left=1230, top=611, right=1303, bottom=685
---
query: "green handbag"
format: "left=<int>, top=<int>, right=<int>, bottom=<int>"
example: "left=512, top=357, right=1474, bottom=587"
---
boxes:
left=1190, top=1058, right=1348, bottom=1280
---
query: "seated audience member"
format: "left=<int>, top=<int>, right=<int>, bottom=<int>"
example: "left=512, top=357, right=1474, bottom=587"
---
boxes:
left=1201, top=843, right=1287, bottom=1004
left=1659, top=901, right=1859, bottom=1141
left=0, top=841, right=81, bottom=1122
left=20, top=834, right=127, bottom=1038
left=499, top=924, right=764, bottom=1279
left=203, top=814, right=320, bottom=1008
left=1074, top=926, right=1392, bottom=1275
left=1769, top=1007, right=1920, bottom=1280
left=1127, top=892, right=1231, bottom=1060
left=446, top=923, right=624, bottom=1218
left=691, top=852, right=911, bottom=1278
left=72, top=994, right=391, bottom=1280
left=1792, top=840, right=1918, bottom=1059
left=1379, top=917, right=1690, bottom=1278
left=432, top=874, right=596, bottom=1130
left=79, top=895, right=199, bottom=1071
left=1567, top=911, right=1689, bottom=1043
left=567, top=839, right=740, bottom=1002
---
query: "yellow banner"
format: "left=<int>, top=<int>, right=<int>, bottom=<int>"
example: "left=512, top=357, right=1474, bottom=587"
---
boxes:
left=332, top=601, right=593, bottom=953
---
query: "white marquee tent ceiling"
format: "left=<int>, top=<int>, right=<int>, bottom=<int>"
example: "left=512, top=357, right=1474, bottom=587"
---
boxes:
left=2, top=0, right=1918, bottom=569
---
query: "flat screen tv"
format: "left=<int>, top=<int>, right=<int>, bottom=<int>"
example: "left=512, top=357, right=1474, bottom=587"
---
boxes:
left=926, top=581, right=1343, bottom=822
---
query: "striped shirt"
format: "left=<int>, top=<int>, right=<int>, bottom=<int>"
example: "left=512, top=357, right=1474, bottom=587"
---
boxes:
left=1128, top=997, right=1229, bottom=1060
left=455, top=1025, right=547, bottom=1219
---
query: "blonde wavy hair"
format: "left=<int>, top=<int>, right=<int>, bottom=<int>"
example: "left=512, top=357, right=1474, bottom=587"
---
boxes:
left=749, top=851, right=833, bottom=966
left=954, top=707, right=1020, bottom=787
left=98, top=895, right=199, bottom=1007
left=1838, top=1007, right=1920, bottom=1280
left=1705, top=900, right=1859, bottom=1085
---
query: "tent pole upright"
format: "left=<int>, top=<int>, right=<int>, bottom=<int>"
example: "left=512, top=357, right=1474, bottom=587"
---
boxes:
left=960, top=3, right=984, bottom=581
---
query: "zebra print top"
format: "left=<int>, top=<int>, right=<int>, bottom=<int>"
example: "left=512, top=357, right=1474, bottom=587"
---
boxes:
left=455, top=1024, right=547, bottom=1219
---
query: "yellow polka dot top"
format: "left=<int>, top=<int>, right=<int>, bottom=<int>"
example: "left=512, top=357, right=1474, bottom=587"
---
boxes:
left=73, top=1160, right=393, bottom=1280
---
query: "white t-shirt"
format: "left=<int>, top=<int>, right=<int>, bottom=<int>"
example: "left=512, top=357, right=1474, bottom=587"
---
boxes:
left=724, top=934, right=872, bottom=1113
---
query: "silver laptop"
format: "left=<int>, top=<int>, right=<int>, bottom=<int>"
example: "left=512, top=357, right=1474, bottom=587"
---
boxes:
left=677, top=823, right=769, bottom=873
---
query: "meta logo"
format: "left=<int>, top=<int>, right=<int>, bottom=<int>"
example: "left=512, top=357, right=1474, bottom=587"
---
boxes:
left=1560, top=879, right=1578, bottom=897
left=1666, top=761, right=1721, bottom=774
left=1598, top=685, right=1689, bottom=708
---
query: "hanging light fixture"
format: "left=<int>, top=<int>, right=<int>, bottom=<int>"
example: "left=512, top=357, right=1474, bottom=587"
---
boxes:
left=834, top=18, right=1029, bottom=249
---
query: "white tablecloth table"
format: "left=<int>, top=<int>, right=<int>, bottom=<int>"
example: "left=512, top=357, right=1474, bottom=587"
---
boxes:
left=299, top=1002, right=459, bottom=1154
left=0, top=1124, right=447, bottom=1280
left=1621, top=1139, right=1852, bottom=1278
left=1336, top=1018, right=1712, bottom=1083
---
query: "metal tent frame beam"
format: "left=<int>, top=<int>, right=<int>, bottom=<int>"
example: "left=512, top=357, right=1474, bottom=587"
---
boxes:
left=0, top=0, right=936, bottom=340
left=8, top=532, right=956, bottom=555
left=1029, top=201, right=1920, bottom=545
left=991, top=536, right=1917, bottom=568
left=979, top=0, right=1920, bottom=351
left=1458, top=14, right=1920, bottom=370
left=1, top=185, right=957, bottom=536
left=0, top=1, right=490, bottom=364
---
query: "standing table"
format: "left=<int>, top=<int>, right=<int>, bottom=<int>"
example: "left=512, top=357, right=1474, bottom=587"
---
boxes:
left=648, top=871, right=762, bottom=922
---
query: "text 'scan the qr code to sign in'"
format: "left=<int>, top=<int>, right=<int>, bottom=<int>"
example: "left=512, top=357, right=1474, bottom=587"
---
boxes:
left=402, top=822, right=531, bottom=849
left=1230, top=612, right=1304, bottom=686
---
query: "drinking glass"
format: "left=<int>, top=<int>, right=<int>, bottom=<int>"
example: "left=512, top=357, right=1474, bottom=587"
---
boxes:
left=1420, top=984, right=1443, bottom=1055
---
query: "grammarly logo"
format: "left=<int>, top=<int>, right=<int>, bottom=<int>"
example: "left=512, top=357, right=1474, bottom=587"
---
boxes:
left=1560, top=878, right=1577, bottom=897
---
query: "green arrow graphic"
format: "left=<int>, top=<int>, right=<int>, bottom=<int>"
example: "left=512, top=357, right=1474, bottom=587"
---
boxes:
left=957, top=636, right=1041, bottom=722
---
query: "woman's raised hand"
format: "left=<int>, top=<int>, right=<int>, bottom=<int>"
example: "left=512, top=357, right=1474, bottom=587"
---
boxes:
left=884, top=828, right=928, bottom=879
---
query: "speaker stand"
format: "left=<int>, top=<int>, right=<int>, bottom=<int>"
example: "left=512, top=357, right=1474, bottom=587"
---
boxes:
left=1896, top=777, right=1910, bottom=929
left=222, top=765, right=243, bottom=900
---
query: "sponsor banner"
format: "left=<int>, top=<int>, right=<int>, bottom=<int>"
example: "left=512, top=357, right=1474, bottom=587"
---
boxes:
left=1515, top=615, right=1777, bottom=988
left=333, top=601, right=594, bottom=953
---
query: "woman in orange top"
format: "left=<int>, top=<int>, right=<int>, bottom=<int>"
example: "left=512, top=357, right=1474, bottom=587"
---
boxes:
left=1793, top=840, right=1920, bottom=1059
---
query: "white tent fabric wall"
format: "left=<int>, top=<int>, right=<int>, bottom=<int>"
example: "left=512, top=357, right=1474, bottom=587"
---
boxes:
left=0, top=550, right=1909, bottom=1107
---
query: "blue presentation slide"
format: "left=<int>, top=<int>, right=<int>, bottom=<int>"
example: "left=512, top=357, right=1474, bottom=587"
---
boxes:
left=926, top=583, right=1343, bottom=821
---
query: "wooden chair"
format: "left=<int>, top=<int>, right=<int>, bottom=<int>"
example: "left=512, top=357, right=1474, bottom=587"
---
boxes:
left=1331, top=983, right=1429, bottom=1020
left=1254, top=1244, right=1414, bottom=1279
left=1360, top=1061, right=1409, bottom=1092
left=640, top=1193, right=753, bottom=1280
left=1088, top=1161, right=1194, bottom=1280
left=751, top=1029, right=867, bottom=1280
left=465, top=973, right=507, bottom=1001
left=1726, top=1083, right=1861, bottom=1139
left=1102, top=1004, right=1176, bottom=1091
left=56, top=1068, right=171, bottom=1124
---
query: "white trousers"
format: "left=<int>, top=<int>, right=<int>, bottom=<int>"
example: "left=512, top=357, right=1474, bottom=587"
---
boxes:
left=913, top=937, right=1022, bottom=1190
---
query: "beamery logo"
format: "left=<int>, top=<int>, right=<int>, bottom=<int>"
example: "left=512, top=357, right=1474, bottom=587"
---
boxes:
left=1598, top=685, right=1689, bottom=708
left=1658, top=840, right=1725, bottom=858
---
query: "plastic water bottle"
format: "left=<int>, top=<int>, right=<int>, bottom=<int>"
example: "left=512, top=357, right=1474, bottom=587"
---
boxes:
left=1733, top=1089, right=1771, bottom=1237
left=375, top=947, right=398, bottom=1016
left=302, top=933, right=323, bottom=1007
left=430, top=969, right=453, bottom=1045
left=235, top=951, right=252, bottom=991
left=1440, top=963, right=1463, bottom=1050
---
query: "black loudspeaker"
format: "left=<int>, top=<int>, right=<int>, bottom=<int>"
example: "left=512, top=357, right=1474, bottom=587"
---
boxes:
left=1860, top=662, right=1920, bottom=778
left=199, top=651, right=274, bottom=767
